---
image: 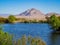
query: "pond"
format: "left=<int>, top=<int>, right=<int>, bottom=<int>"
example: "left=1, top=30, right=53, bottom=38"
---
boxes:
left=2, top=23, right=60, bottom=45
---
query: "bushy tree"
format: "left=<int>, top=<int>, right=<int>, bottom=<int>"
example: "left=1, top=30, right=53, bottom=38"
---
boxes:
left=8, top=15, right=16, bottom=23
left=50, top=14, right=60, bottom=30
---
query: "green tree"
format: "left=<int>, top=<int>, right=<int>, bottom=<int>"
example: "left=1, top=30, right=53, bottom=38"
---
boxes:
left=8, top=15, right=16, bottom=23
left=50, top=14, right=60, bottom=30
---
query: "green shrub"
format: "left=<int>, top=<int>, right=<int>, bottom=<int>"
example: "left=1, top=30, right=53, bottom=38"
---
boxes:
left=49, top=14, right=60, bottom=30
left=0, top=30, right=13, bottom=45
left=8, top=15, right=16, bottom=23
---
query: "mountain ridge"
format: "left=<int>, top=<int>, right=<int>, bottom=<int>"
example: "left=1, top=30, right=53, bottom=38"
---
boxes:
left=0, top=8, right=60, bottom=20
left=45, top=12, right=60, bottom=17
left=19, top=8, right=44, bottom=16
left=0, top=8, right=60, bottom=16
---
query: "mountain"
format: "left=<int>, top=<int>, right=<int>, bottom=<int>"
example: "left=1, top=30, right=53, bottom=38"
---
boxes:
left=1, top=8, right=60, bottom=21
left=15, top=8, right=46, bottom=20
left=46, top=12, right=60, bottom=17
left=19, top=8, right=44, bottom=16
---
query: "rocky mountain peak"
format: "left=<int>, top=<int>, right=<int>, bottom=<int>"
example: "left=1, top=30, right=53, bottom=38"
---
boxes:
left=19, top=8, right=44, bottom=16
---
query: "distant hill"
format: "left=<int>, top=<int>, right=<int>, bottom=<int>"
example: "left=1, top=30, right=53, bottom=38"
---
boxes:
left=0, top=14, right=10, bottom=16
left=45, top=12, right=60, bottom=17
left=16, top=8, right=46, bottom=20
left=0, top=14, right=10, bottom=18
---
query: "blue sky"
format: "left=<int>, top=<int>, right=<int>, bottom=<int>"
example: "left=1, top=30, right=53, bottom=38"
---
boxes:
left=0, top=0, right=60, bottom=15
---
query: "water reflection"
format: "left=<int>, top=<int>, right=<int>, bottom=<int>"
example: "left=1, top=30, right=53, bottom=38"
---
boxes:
left=50, top=32, right=60, bottom=45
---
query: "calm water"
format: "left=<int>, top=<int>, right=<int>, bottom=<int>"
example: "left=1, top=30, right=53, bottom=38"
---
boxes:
left=2, top=23, right=60, bottom=45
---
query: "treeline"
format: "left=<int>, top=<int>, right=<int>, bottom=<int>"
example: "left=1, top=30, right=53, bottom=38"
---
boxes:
left=16, top=18, right=47, bottom=23
left=0, top=15, right=16, bottom=23
left=46, top=14, right=60, bottom=31
left=0, top=15, right=47, bottom=24
left=0, top=30, right=46, bottom=45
